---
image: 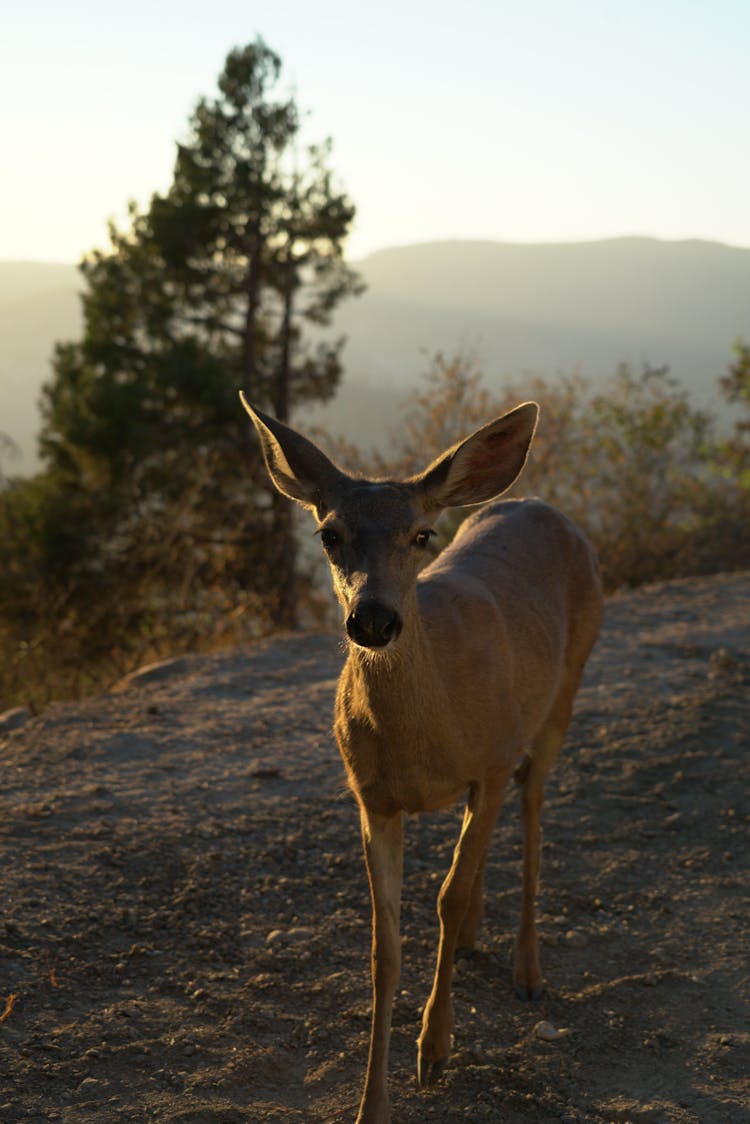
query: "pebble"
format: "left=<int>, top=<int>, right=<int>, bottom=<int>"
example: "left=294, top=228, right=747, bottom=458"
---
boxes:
left=564, top=929, right=589, bottom=948
left=534, top=1020, right=571, bottom=1041
left=0, top=707, right=31, bottom=734
left=709, top=647, right=735, bottom=673
left=708, top=647, right=742, bottom=685
left=266, top=926, right=314, bottom=946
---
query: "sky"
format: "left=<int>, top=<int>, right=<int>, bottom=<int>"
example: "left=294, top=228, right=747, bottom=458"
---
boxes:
left=2, top=0, right=750, bottom=264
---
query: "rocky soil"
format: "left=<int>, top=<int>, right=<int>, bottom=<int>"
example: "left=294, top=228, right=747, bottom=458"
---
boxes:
left=1, top=571, right=749, bottom=1123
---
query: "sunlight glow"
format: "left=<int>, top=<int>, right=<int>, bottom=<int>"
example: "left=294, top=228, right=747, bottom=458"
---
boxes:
left=2, top=0, right=750, bottom=263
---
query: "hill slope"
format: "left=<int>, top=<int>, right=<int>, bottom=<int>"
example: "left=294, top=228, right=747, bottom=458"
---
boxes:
left=0, top=262, right=81, bottom=473
left=2, top=238, right=748, bottom=472
left=333, top=237, right=749, bottom=390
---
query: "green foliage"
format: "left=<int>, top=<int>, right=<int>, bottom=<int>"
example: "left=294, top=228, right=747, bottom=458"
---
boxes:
left=717, top=339, right=750, bottom=478
left=42, top=40, right=361, bottom=468
left=720, top=339, right=750, bottom=414
left=0, top=38, right=361, bottom=710
left=0, top=431, right=19, bottom=487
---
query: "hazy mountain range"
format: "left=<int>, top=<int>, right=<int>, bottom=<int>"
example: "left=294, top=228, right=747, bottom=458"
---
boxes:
left=1, top=238, right=748, bottom=475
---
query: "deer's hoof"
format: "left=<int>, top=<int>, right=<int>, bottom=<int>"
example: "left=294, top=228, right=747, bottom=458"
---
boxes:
left=454, top=944, right=478, bottom=961
left=514, top=981, right=545, bottom=1001
left=417, top=1054, right=445, bottom=1088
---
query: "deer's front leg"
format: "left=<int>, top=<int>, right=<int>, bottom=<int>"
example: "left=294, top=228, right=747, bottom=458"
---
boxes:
left=356, top=808, right=404, bottom=1124
left=417, top=774, right=509, bottom=1087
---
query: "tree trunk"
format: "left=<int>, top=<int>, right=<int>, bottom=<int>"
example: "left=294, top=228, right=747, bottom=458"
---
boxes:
left=268, top=254, right=298, bottom=626
left=242, top=223, right=264, bottom=396
left=270, top=489, right=298, bottom=629
left=273, top=254, right=296, bottom=422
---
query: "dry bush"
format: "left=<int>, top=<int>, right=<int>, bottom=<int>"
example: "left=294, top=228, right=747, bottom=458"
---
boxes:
left=319, top=352, right=750, bottom=593
left=4, top=349, right=748, bottom=713
left=0, top=448, right=283, bottom=712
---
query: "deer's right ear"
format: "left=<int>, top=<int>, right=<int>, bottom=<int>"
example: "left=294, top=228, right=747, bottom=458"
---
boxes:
left=412, top=402, right=539, bottom=510
left=240, top=392, right=343, bottom=513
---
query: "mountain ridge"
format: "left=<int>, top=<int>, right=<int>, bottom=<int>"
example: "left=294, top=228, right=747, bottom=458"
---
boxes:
left=1, top=237, right=748, bottom=473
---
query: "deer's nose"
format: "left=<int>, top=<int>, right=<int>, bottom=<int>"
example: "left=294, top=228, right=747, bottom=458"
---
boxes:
left=346, top=600, right=403, bottom=649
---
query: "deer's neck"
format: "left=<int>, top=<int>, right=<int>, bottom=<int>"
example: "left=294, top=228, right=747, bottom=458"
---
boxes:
left=339, top=591, right=472, bottom=815
left=346, top=593, right=441, bottom=724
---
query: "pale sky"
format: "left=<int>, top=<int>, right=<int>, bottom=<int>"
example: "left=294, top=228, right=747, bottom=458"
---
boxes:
left=3, top=0, right=750, bottom=264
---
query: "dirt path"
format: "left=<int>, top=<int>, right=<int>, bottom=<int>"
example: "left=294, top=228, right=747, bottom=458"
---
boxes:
left=1, top=572, right=749, bottom=1123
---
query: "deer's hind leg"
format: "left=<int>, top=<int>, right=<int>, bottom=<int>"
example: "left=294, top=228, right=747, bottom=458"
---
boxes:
left=514, top=682, right=578, bottom=1000
left=456, top=850, right=488, bottom=951
left=418, top=771, right=510, bottom=1086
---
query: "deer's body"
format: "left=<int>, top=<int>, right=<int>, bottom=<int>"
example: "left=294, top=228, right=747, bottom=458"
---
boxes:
left=336, top=497, right=600, bottom=819
left=240, top=395, right=603, bottom=1123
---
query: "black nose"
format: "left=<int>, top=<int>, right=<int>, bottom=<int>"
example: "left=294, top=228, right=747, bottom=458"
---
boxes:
left=346, top=600, right=403, bottom=648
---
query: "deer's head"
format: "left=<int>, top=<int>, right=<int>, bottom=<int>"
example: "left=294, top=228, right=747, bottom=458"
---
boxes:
left=241, top=394, right=538, bottom=650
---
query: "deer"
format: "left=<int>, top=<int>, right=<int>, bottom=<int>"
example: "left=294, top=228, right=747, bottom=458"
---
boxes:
left=240, top=392, right=603, bottom=1123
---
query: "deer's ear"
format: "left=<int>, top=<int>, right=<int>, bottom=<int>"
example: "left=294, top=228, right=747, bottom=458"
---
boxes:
left=240, top=393, right=344, bottom=512
left=412, top=402, right=539, bottom=510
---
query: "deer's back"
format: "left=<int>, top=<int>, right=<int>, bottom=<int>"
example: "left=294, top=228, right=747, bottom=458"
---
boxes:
left=418, top=498, right=602, bottom=740
left=425, top=497, right=600, bottom=624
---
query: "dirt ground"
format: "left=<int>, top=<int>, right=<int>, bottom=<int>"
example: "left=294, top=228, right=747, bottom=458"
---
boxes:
left=1, top=571, right=749, bottom=1123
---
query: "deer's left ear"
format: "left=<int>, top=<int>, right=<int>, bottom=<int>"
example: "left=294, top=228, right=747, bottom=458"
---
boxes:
left=240, top=392, right=346, bottom=511
left=412, top=402, right=539, bottom=510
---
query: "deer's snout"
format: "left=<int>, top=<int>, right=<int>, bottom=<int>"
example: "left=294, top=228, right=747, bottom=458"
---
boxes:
left=346, top=600, right=403, bottom=649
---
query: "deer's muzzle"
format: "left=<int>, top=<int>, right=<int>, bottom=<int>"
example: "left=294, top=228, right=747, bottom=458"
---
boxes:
left=346, top=600, right=403, bottom=649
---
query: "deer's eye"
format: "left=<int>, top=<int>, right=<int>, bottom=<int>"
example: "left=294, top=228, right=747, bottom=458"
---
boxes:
left=414, top=529, right=435, bottom=549
left=319, top=527, right=340, bottom=552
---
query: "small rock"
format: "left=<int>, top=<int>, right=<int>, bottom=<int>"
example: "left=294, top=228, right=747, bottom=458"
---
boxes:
left=564, top=929, right=588, bottom=948
left=0, top=707, right=31, bottom=734
left=534, top=1020, right=571, bottom=1041
left=710, top=647, right=735, bottom=673
left=266, top=926, right=314, bottom=946
left=112, top=655, right=194, bottom=691
left=287, top=926, right=314, bottom=942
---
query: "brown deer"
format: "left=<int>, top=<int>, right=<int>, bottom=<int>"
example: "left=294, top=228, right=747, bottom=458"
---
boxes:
left=240, top=393, right=603, bottom=1123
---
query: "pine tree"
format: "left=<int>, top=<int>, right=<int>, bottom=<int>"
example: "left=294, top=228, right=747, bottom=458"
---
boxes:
left=41, top=38, right=362, bottom=631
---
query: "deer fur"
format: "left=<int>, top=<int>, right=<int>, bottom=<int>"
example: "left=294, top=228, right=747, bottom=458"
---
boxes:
left=240, top=392, right=603, bottom=1123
